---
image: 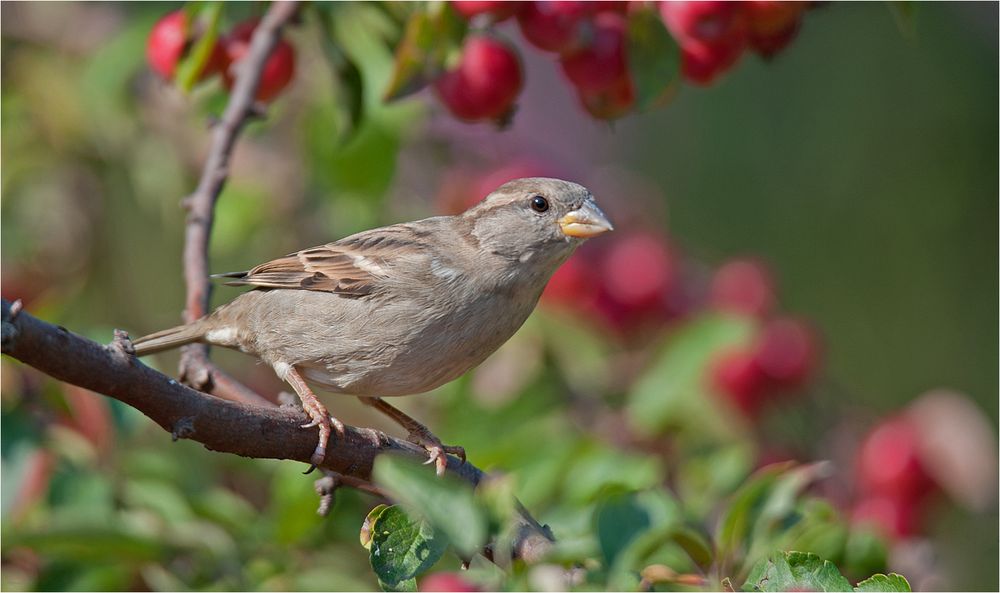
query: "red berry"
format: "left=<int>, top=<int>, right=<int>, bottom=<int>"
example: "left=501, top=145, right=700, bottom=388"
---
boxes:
left=543, top=252, right=597, bottom=306
left=560, top=13, right=628, bottom=94
left=711, top=347, right=769, bottom=416
left=147, top=11, right=188, bottom=79
left=577, top=74, right=635, bottom=120
left=591, top=1, right=631, bottom=14
left=450, top=0, right=520, bottom=21
left=710, top=258, right=776, bottom=317
left=851, top=494, right=920, bottom=539
left=857, top=416, right=935, bottom=501
left=752, top=317, right=818, bottom=387
left=601, top=232, right=675, bottom=310
left=659, top=1, right=745, bottom=46
left=419, top=573, right=481, bottom=592
left=434, top=35, right=523, bottom=122
left=679, top=34, right=746, bottom=86
left=743, top=1, right=805, bottom=58
left=221, top=19, right=296, bottom=102
left=516, top=1, right=590, bottom=53
left=147, top=11, right=225, bottom=82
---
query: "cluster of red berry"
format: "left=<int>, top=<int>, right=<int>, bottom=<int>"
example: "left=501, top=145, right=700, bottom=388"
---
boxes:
left=436, top=1, right=816, bottom=122
left=661, top=0, right=810, bottom=85
left=146, top=11, right=295, bottom=102
left=852, top=414, right=938, bottom=539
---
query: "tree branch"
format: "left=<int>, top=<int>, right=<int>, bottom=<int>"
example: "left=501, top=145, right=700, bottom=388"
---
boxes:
left=178, top=1, right=300, bottom=406
left=1, top=299, right=555, bottom=563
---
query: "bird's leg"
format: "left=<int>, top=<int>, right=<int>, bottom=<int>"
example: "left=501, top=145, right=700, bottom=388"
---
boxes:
left=279, top=364, right=345, bottom=469
left=359, top=396, right=465, bottom=477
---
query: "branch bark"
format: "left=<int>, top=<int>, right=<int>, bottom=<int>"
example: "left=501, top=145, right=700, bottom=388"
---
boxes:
left=1, top=299, right=555, bottom=563
left=177, top=1, right=299, bottom=406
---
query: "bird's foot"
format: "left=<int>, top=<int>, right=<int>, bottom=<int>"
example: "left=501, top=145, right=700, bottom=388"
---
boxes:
left=299, top=400, right=345, bottom=473
left=407, top=429, right=466, bottom=477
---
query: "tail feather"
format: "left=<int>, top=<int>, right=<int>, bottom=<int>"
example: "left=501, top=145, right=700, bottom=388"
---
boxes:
left=133, top=323, right=206, bottom=356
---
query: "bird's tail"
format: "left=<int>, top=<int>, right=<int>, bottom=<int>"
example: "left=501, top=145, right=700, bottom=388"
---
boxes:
left=133, top=322, right=206, bottom=356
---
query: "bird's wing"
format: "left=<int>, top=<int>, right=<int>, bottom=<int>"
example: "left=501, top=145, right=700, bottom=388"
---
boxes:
left=215, top=223, right=438, bottom=297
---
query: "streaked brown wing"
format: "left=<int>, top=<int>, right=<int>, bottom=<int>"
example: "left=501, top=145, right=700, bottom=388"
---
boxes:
left=216, top=223, right=433, bottom=297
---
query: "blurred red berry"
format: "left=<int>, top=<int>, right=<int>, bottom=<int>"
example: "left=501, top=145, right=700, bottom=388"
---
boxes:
left=591, top=1, right=631, bottom=14
left=753, top=317, right=817, bottom=387
left=221, top=19, right=296, bottom=102
left=517, top=1, right=590, bottom=53
left=857, top=416, right=936, bottom=502
left=450, top=0, right=521, bottom=21
left=743, top=0, right=805, bottom=58
left=601, top=232, right=676, bottom=310
left=419, top=573, right=481, bottom=592
left=679, top=34, right=746, bottom=86
left=147, top=11, right=188, bottom=79
left=852, top=494, right=920, bottom=540
left=577, top=73, right=635, bottom=120
left=147, top=11, right=225, bottom=82
left=711, top=347, right=769, bottom=416
left=659, top=1, right=745, bottom=46
left=543, top=252, right=597, bottom=307
left=434, top=35, right=524, bottom=122
left=560, top=13, right=628, bottom=94
left=710, top=258, right=776, bottom=317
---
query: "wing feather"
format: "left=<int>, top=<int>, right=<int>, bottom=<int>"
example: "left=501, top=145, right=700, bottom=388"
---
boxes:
left=217, top=223, right=433, bottom=297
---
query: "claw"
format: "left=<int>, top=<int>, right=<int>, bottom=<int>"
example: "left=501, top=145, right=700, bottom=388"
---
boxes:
left=301, top=419, right=321, bottom=429
left=303, top=463, right=318, bottom=475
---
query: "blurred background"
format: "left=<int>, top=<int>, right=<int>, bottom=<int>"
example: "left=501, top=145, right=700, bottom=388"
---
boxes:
left=1, top=2, right=996, bottom=591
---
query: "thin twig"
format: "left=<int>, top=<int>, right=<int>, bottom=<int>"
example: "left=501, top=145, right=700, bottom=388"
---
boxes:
left=178, top=1, right=300, bottom=406
left=1, top=299, right=555, bottom=563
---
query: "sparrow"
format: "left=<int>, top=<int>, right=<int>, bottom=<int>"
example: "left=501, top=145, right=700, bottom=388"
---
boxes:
left=133, top=177, right=613, bottom=474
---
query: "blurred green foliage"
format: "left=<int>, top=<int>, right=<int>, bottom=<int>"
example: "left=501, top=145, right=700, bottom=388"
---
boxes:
left=1, top=2, right=996, bottom=591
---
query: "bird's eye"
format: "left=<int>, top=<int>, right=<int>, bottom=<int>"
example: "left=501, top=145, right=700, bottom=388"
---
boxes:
left=530, top=195, right=549, bottom=213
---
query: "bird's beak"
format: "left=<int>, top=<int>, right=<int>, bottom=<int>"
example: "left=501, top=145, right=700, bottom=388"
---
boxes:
left=558, top=201, right=614, bottom=238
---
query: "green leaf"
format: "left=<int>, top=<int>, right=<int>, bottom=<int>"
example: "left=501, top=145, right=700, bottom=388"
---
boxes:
left=595, top=493, right=653, bottom=565
left=372, top=455, right=488, bottom=557
left=854, top=573, right=911, bottom=592
left=627, top=313, right=756, bottom=438
left=315, top=9, right=366, bottom=146
left=383, top=3, right=467, bottom=101
left=717, top=462, right=833, bottom=568
left=175, top=2, right=223, bottom=93
left=369, top=505, right=448, bottom=588
left=743, top=551, right=852, bottom=592
left=626, top=6, right=681, bottom=110
left=362, top=504, right=391, bottom=550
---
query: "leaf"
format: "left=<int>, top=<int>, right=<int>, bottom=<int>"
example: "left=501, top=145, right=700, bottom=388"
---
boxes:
left=594, top=493, right=653, bottom=565
left=316, top=9, right=366, bottom=145
left=626, top=5, right=682, bottom=110
left=670, top=526, right=714, bottom=571
left=383, top=3, right=467, bottom=101
left=717, top=462, right=833, bottom=566
left=175, top=2, right=223, bottom=93
left=854, top=574, right=911, bottom=592
left=743, top=551, right=852, bottom=592
left=362, top=504, right=390, bottom=550
left=369, top=505, right=448, bottom=588
left=372, top=454, right=488, bottom=557
left=627, top=313, right=756, bottom=438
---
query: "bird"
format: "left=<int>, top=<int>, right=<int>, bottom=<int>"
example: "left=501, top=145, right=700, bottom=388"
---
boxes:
left=132, top=177, right=613, bottom=475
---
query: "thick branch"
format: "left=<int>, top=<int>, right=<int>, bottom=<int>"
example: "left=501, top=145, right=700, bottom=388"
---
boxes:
left=1, top=299, right=554, bottom=563
left=178, top=1, right=300, bottom=404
